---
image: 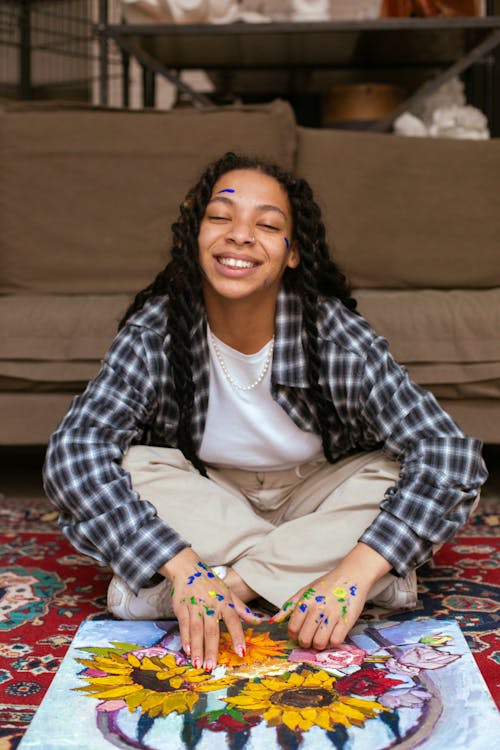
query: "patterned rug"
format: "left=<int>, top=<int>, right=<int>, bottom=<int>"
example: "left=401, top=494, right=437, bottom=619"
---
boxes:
left=0, top=498, right=498, bottom=749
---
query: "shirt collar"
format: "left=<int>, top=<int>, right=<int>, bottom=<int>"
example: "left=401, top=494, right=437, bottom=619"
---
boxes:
left=192, top=286, right=309, bottom=388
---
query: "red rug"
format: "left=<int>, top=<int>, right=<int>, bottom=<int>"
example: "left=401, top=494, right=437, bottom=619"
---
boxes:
left=0, top=498, right=498, bottom=749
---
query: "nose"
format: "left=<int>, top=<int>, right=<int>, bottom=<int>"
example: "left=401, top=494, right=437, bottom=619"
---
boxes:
left=226, top=220, right=255, bottom=246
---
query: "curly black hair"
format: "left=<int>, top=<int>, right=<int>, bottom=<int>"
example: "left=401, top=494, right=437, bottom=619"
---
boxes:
left=119, top=152, right=357, bottom=475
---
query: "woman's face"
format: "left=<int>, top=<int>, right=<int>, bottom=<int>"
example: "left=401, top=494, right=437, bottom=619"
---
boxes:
left=198, top=169, right=299, bottom=306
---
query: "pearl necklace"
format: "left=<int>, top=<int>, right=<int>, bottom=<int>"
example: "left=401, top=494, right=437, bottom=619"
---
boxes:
left=210, top=333, right=274, bottom=391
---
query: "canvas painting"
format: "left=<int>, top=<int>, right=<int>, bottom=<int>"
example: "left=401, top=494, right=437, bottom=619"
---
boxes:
left=18, top=617, right=499, bottom=749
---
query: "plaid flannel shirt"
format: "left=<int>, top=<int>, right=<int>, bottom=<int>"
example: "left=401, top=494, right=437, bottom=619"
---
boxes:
left=43, top=287, right=487, bottom=593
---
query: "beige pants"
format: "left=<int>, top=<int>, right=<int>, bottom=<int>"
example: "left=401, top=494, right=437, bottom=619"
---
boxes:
left=122, top=446, right=400, bottom=607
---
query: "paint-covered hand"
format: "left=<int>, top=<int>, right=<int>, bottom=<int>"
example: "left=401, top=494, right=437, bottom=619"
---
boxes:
left=269, top=572, right=366, bottom=650
left=270, top=542, right=392, bottom=649
left=160, top=547, right=263, bottom=672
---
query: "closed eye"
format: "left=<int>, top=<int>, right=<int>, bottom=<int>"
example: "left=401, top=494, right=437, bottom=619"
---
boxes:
left=258, top=223, right=280, bottom=231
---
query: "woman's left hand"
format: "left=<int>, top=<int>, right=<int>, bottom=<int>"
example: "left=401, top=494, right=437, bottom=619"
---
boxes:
left=270, top=543, right=392, bottom=649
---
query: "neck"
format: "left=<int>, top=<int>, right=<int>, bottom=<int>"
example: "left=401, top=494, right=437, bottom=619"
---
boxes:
left=204, top=294, right=276, bottom=354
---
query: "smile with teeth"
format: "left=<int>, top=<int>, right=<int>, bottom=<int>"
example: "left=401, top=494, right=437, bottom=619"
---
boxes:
left=217, top=256, right=257, bottom=269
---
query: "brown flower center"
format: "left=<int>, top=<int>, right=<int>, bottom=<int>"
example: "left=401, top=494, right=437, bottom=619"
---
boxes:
left=131, top=668, right=177, bottom=693
left=270, top=686, right=337, bottom=709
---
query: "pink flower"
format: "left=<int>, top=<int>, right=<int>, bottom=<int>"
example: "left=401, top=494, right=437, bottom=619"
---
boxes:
left=83, top=668, right=108, bottom=678
left=379, top=688, right=432, bottom=709
left=385, top=657, right=420, bottom=678
left=96, top=700, right=127, bottom=712
left=130, top=647, right=169, bottom=661
left=397, top=646, right=460, bottom=672
left=289, top=643, right=367, bottom=670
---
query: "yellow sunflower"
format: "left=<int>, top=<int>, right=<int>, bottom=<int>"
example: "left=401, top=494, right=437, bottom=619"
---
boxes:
left=224, top=668, right=387, bottom=731
left=75, top=651, right=235, bottom=719
left=217, top=628, right=289, bottom=669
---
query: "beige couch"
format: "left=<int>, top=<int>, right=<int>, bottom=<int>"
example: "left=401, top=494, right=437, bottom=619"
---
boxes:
left=1, top=98, right=499, bottom=445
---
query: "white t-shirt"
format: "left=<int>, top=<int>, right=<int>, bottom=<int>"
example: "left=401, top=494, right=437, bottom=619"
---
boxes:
left=199, top=330, right=323, bottom=470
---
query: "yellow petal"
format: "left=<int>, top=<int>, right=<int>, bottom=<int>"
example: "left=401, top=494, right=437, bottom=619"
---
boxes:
left=159, top=654, right=178, bottom=669
left=161, top=692, right=198, bottom=716
left=329, top=709, right=351, bottom=727
left=282, top=709, right=301, bottom=731
left=335, top=703, right=366, bottom=721
left=141, top=657, right=161, bottom=672
left=85, top=675, right=133, bottom=687
left=225, top=696, right=270, bottom=710
left=286, top=672, right=304, bottom=687
left=305, top=669, right=331, bottom=686
left=126, top=688, right=150, bottom=711
left=126, top=653, right=141, bottom=668
left=169, top=677, right=184, bottom=689
left=78, top=657, right=131, bottom=673
left=142, top=691, right=170, bottom=713
left=306, top=708, right=332, bottom=730
left=89, top=685, right=143, bottom=700
left=263, top=706, right=282, bottom=723
left=196, top=678, right=236, bottom=692
left=343, top=696, right=386, bottom=712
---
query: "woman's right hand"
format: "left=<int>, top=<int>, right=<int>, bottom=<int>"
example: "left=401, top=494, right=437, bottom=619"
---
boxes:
left=159, top=547, right=262, bottom=671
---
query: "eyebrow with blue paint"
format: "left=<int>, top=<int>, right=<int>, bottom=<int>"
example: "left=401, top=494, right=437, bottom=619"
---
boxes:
left=217, top=188, right=235, bottom=194
left=208, top=195, right=288, bottom=222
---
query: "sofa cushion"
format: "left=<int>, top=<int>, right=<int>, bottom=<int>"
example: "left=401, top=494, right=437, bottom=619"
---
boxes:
left=355, top=288, right=500, bottom=364
left=0, top=100, right=296, bottom=295
left=296, top=126, right=500, bottom=289
left=0, top=294, right=130, bottom=360
left=356, top=287, right=500, bottom=400
left=2, top=291, right=499, bottom=402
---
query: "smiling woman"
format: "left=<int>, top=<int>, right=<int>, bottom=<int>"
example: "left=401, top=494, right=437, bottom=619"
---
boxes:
left=198, top=169, right=299, bottom=352
left=43, top=152, right=487, bottom=681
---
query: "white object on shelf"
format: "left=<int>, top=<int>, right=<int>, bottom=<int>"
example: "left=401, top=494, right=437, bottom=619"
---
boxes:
left=291, top=0, right=330, bottom=21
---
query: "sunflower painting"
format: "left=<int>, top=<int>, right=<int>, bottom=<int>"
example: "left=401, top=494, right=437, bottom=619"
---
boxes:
left=17, top=618, right=499, bottom=750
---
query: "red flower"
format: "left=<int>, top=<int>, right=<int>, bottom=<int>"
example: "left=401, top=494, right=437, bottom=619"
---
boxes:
left=196, top=712, right=260, bottom=733
left=335, top=667, right=403, bottom=697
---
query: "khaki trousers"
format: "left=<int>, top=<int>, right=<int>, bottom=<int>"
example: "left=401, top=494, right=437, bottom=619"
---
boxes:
left=122, top=446, right=400, bottom=607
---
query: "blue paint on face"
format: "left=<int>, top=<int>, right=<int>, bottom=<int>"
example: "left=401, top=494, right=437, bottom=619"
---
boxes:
left=284, top=237, right=290, bottom=249
left=217, top=188, right=235, bottom=194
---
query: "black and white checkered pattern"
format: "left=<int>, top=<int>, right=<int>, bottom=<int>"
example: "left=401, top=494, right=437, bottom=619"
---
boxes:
left=43, top=288, right=487, bottom=593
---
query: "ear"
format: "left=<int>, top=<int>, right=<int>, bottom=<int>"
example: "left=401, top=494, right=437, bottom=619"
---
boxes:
left=286, top=241, right=300, bottom=269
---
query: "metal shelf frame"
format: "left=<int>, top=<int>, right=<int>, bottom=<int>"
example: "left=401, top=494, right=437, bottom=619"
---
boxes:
left=95, top=2, right=500, bottom=131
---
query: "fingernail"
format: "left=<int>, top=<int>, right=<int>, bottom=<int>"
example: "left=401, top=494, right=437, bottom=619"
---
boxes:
left=236, top=644, right=245, bottom=658
left=205, top=659, right=214, bottom=672
left=193, top=657, right=201, bottom=669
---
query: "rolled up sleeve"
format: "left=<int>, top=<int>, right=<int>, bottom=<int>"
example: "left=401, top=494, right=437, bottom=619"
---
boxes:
left=43, top=325, right=190, bottom=593
left=356, top=337, right=488, bottom=576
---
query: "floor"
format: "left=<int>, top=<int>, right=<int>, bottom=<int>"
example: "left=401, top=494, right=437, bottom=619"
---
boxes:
left=1, top=444, right=500, bottom=502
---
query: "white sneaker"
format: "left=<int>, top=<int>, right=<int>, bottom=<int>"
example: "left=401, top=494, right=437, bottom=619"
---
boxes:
left=107, top=575, right=175, bottom=620
left=370, top=569, right=418, bottom=610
